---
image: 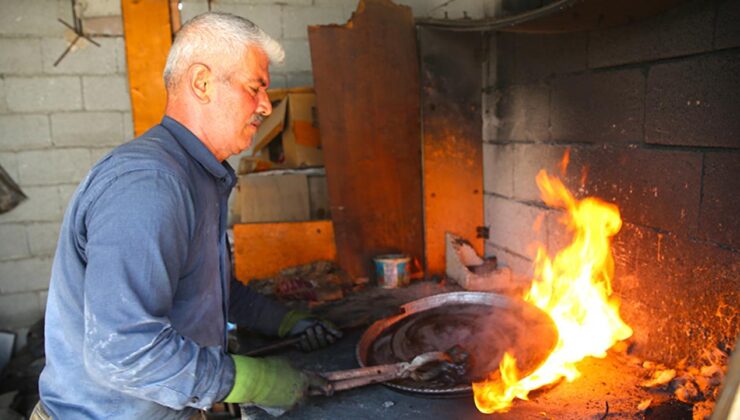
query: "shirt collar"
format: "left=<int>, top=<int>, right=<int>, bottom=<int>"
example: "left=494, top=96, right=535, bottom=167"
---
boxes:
left=160, top=116, right=236, bottom=188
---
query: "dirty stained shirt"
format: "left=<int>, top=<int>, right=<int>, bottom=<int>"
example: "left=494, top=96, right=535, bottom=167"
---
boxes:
left=38, top=116, right=289, bottom=419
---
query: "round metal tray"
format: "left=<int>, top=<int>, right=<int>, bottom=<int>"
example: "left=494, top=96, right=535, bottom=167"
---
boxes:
left=356, top=291, right=558, bottom=395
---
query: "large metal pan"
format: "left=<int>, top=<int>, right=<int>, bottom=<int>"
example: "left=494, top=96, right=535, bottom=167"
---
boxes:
left=356, top=291, right=558, bottom=395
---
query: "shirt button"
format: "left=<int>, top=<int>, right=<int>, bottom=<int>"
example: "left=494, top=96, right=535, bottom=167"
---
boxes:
left=191, top=396, right=200, bottom=403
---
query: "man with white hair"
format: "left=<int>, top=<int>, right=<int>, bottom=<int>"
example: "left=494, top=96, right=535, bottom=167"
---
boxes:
left=34, top=13, right=339, bottom=419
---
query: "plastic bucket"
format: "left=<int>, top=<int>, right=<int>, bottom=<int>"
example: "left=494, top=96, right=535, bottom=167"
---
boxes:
left=373, top=254, right=410, bottom=288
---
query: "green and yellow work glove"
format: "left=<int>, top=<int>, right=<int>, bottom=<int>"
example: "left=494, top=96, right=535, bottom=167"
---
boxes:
left=224, top=355, right=328, bottom=408
left=278, top=310, right=343, bottom=352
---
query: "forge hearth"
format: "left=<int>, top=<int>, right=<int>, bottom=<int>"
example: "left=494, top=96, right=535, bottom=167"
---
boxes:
left=269, top=282, right=721, bottom=420
left=482, top=2, right=738, bottom=417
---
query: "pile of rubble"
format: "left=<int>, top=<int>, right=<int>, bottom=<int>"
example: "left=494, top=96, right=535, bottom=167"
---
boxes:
left=249, top=260, right=365, bottom=307
left=631, top=345, right=730, bottom=419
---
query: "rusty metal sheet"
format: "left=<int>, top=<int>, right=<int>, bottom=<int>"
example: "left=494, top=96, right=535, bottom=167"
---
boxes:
left=419, top=29, right=484, bottom=277
left=308, top=0, right=423, bottom=279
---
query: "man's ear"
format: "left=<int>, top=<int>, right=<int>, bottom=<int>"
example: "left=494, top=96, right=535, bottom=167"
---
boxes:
left=188, top=63, right=212, bottom=104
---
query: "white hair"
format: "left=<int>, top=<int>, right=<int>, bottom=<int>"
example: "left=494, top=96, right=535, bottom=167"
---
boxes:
left=163, top=12, right=284, bottom=91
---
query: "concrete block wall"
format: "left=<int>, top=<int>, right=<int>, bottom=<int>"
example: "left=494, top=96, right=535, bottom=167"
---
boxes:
left=180, top=0, right=496, bottom=89
left=0, top=0, right=132, bottom=331
left=483, top=0, right=739, bottom=364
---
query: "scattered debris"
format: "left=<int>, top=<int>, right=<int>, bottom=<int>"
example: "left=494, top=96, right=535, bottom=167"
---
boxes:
left=637, top=399, right=652, bottom=411
left=692, top=399, right=714, bottom=420
left=249, top=260, right=354, bottom=306
left=275, top=276, right=316, bottom=301
left=352, top=276, right=369, bottom=290
left=673, top=379, right=700, bottom=403
left=635, top=345, right=731, bottom=417
left=645, top=398, right=694, bottom=419
left=669, top=348, right=728, bottom=406
left=382, top=401, right=395, bottom=408
left=642, top=360, right=658, bottom=370
left=641, top=369, right=676, bottom=388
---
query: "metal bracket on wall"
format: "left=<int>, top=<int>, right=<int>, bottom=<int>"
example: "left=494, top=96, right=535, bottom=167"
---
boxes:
left=54, top=0, right=100, bottom=67
left=476, top=226, right=490, bottom=240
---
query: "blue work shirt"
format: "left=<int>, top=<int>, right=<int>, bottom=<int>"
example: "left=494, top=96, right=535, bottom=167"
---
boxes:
left=39, top=116, right=289, bottom=419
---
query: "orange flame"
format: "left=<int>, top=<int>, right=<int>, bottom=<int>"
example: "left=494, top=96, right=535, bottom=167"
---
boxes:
left=558, top=148, right=570, bottom=177
left=472, top=169, right=633, bottom=413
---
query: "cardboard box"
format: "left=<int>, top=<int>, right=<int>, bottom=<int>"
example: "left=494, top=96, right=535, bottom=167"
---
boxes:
left=252, top=89, right=323, bottom=168
left=234, top=168, right=329, bottom=224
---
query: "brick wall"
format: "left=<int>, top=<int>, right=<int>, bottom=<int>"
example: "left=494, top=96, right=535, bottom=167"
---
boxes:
left=483, top=0, right=739, bottom=364
left=0, top=0, right=132, bottom=332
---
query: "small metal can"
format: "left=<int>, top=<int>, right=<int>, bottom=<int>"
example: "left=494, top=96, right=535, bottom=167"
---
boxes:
left=373, top=254, right=410, bottom=288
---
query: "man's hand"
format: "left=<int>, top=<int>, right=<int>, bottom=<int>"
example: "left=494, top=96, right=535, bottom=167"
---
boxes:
left=278, top=311, right=343, bottom=352
left=305, top=371, right=333, bottom=396
left=224, top=355, right=320, bottom=409
left=290, top=318, right=343, bottom=352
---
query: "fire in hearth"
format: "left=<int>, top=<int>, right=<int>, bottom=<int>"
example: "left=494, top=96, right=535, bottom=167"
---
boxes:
left=472, top=167, right=634, bottom=413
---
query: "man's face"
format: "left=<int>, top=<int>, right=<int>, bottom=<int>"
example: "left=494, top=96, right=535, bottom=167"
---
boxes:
left=208, top=46, right=272, bottom=161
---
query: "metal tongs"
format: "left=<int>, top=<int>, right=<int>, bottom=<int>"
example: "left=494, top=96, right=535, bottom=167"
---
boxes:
left=310, top=345, right=470, bottom=396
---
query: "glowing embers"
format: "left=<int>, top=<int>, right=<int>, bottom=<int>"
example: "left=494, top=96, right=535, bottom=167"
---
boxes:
left=472, top=168, right=633, bottom=413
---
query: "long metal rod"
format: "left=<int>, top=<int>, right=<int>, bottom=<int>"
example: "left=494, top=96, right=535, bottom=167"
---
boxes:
left=322, top=363, right=408, bottom=382
left=242, top=316, right=373, bottom=357
left=329, top=372, right=406, bottom=393
left=53, top=35, right=79, bottom=67
left=415, top=0, right=582, bottom=32
left=309, top=362, right=412, bottom=396
left=242, top=336, right=302, bottom=356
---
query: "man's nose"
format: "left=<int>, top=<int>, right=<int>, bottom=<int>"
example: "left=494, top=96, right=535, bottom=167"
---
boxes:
left=257, top=90, right=272, bottom=116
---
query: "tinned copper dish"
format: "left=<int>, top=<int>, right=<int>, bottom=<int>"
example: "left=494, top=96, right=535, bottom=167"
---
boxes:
left=356, top=291, right=558, bottom=395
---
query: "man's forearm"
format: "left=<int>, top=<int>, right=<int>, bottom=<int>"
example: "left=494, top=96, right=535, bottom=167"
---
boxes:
left=83, top=323, right=235, bottom=409
left=228, top=279, right=290, bottom=335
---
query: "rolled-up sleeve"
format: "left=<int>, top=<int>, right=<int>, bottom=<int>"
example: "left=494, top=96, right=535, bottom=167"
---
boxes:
left=81, top=170, right=234, bottom=409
